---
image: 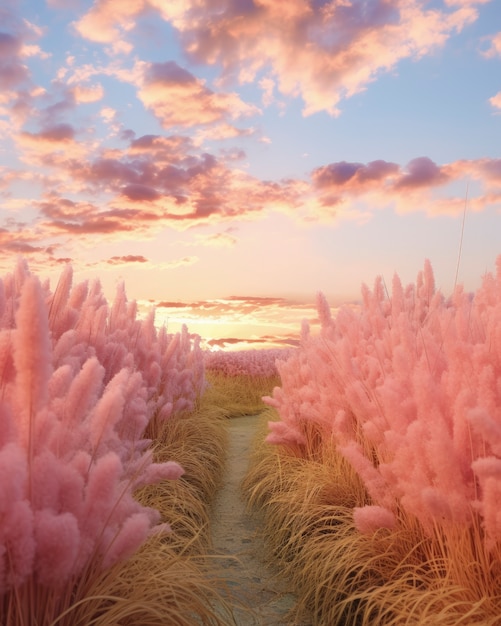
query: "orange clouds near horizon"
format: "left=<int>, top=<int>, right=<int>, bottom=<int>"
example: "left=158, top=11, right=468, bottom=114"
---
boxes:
left=140, top=295, right=319, bottom=351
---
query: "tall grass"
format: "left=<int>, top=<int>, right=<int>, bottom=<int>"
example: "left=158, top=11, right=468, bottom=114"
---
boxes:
left=0, top=259, right=230, bottom=625
left=243, top=257, right=501, bottom=624
left=244, top=410, right=501, bottom=624
left=203, top=347, right=289, bottom=417
left=203, top=370, right=280, bottom=417
left=59, top=407, right=233, bottom=626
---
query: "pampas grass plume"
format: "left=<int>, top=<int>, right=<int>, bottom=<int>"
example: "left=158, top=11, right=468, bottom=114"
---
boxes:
left=353, top=505, right=396, bottom=534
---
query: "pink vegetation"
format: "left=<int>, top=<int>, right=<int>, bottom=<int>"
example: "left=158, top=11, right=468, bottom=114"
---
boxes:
left=266, top=256, right=501, bottom=548
left=0, top=259, right=205, bottom=593
left=204, top=347, right=292, bottom=378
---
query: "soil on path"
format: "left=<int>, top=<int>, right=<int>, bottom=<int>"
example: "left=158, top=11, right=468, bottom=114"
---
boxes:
left=210, top=415, right=312, bottom=626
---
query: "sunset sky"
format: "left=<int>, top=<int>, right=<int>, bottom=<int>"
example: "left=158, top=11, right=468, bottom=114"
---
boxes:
left=1, top=0, right=500, bottom=349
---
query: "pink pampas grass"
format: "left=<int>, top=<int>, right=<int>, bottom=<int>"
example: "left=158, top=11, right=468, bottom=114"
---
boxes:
left=0, top=258, right=205, bottom=621
left=266, top=256, right=501, bottom=548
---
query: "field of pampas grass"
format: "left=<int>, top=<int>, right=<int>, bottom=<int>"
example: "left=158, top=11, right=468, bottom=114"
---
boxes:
left=243, top=412, right=501, bottom=626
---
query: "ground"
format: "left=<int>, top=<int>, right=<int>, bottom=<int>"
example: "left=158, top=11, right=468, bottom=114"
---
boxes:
left=210, top=415, right=312, bottom=626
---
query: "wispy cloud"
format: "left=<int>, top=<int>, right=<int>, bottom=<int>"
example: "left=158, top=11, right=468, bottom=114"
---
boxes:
left=481, top=31, right=501, bottom=58
left=104, top=254, right=198, bottom=269
left=191, top=229, right=238, bottom=248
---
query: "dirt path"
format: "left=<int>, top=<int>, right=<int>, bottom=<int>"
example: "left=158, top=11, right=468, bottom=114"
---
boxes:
left=210, top=415, right=311, bottom=626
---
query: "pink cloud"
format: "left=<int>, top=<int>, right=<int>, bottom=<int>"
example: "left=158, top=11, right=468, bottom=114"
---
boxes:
left=194, top=230, right=238, bottom=248
left=445, top=158, right=501, bottom=186
left=105, top=255, right=151, bottom=266
left=138, top=60, right=259, bottom=129
left=15, top=122, right=92, bottom=164
left=30, top=123, right=76, bottom=142
left=481, top=31, right=501, bottom=58
left=40, top=199, right=165, bottom=236
left=33, top=132, right=299, bottom=228
left=0, top=30, right=29, bottom=89
left=0, top=10, right=48, bottom=120
left=121, top=184, right=160, bottom=202
left=313, top=160, right=399, bottom=190
left=308, top=155, right=501, bottom=220
left=394, top=157, right=450, bottom=189
left=206, top=335, right=299, bottom=350
left=71, top=83, right=104, bottom=103
left=155, top=295, right=293, bottom=317
left=489, top=91, right=501, bottom=110
left=72, top=0, right=145, bottom=45
left=312, top=156, right=451, bottom=197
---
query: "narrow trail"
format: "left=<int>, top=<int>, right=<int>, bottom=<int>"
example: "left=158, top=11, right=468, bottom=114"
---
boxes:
left=210, top=415, right=310, bottom=626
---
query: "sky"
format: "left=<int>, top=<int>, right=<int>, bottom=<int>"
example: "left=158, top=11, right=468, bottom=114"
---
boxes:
left=1, top=0, right=500, bottom=349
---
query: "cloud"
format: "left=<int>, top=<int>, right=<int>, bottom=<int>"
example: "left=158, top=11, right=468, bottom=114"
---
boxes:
left=121, top=183, right=160, bottom=202
left=138, top=60, right=260, bottom=130
left=156, top=296, right=283, bottom=314
left=0, top=10, right=49, bottom=111
left=205, top=335, right=299, bottom=349
left=312, top=159, right=400, bottom=190
left=29, top=123, right=76, bottom=142
left=32, top=131, right=299, bottom=229
left=165, top=255, right=198, bottom=268
left=481, top=31, right=501, bottom=58
left=106, top=254, right=149, bottom=265
left=193, top=230, right=238, bottom=247
left=394, top=157, right=450, bottom=189
left=72, top=0, right=144, bottom=45
left=15, top=122, right=91, bottom=163
left=0, top=30, right=30, bottom=89
left=308, top=155, right=501, bottom=220
left=39, top=196, right=168, bottom=236
left=71, top=82, right=104, bottom=103
left=312, top=156, right=451, bottom=195
left=489, top=91, right=501, bottom=110
left=4, top=128, right=501, bottom=265
left=103, top=254, right=198, bottom=269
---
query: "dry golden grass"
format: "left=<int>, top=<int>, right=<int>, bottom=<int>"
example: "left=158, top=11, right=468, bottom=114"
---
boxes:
left=243, top=408, right=501, bottom=625
left=41, top=536, right=233, bottom=626
left=139, top=405, right=229, bottom=554
left=203, top=371, right=280, bottom=418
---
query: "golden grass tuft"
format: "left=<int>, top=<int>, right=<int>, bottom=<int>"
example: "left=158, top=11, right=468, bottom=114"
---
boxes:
left=139, top=405, right=229, bottom=554
left=243, top=408, right=501, bottom=625
left=203, top=371, right=280, bottom=418
left=44, top=535, right=233, bottom=626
